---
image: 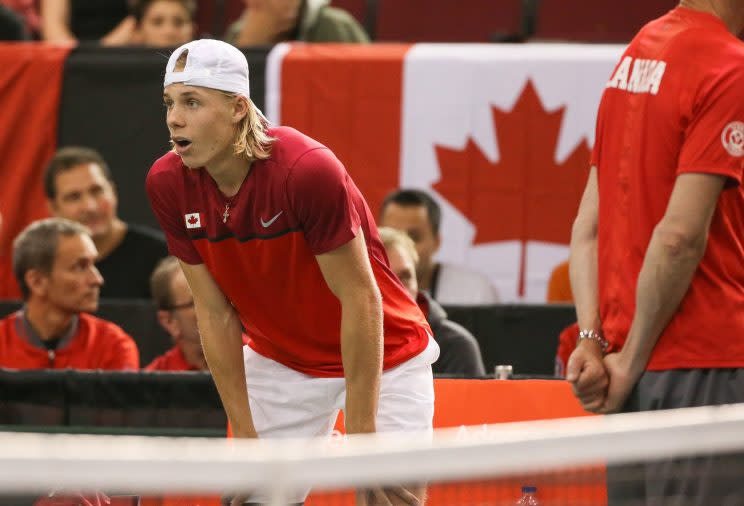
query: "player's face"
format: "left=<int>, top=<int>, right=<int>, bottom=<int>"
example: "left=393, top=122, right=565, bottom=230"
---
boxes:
left=379, top=203, right=441, bottom=278
left=43, top=234, right=103, bottom=314
left=164, top=84, right=241, bottom=170
left=50, top=164, right=118, bottom=241
left=385, top=243, right=419, bottom=300
left=167, top=269, right=207, bottom=369
left=139, top=0, right=194, bottom=47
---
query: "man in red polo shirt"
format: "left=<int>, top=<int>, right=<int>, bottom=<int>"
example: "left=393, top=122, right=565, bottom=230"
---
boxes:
left=567, top=1, right=744, bottom=503
left=147, top=39, right=437, bottom=505
left=0, top=218, right=138, bottom=370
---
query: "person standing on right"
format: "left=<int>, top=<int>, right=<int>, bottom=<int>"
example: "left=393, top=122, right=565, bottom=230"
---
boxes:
left=566, top=1, right=744, bottom=504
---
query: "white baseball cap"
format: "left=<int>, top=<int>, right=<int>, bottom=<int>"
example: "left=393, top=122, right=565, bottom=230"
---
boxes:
left=164, top=39, right=252, bottom=98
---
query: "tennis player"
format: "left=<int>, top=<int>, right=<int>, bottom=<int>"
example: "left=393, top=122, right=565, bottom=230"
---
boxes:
left=146, top=39, right=438, bottom=505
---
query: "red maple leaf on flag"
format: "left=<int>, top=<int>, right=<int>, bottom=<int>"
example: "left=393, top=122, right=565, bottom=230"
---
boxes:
left=432, top=80, right=591, bottom=297
left=187, top=215, right=198, bottom=225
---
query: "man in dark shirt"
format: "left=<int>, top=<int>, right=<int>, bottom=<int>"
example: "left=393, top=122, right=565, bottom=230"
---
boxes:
left=45, top=146, right=167, bottom=298
left=379, top=226, right=485, bottom=377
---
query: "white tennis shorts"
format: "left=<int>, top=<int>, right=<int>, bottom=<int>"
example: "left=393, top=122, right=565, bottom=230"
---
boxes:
left=241, top=337, right=439, bottom=503
left=244, top=336, right=440, bottom=439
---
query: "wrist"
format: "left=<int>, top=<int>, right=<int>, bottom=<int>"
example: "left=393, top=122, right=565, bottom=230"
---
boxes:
left=577, top=328, right=609, bottom=354
left=230, top=421, right=258, bottom=438
left=232, top=428, right=258, bottom=438
left=617, top=346, right=646, bottom=381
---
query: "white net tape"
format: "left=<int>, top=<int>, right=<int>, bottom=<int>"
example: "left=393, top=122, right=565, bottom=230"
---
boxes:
left=2, top=403, right=744, bottom=503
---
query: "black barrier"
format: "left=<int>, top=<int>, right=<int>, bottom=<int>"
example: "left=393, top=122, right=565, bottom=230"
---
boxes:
left=57, top=45, right=271, bottom=230
left=0, top=303, right=576, bottom=434
left=0, top=369, right=226, bottom=435
left=445, top=304, right=575, bottom=377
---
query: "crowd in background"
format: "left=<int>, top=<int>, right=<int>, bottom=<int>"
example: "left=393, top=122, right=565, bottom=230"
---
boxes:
left=0, top=0, right=648, bottom=380
left=0, top=0, right=368, bottom=45
left=0, top=145, right=498, bottom=377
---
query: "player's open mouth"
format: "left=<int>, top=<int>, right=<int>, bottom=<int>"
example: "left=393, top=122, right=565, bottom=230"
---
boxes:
left=172, top=137, right=192, bottom=155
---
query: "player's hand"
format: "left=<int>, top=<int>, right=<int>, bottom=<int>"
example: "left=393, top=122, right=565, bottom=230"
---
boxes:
left=599, top=352, right=637, bottom=414
left=357, top=485, right=421, bottom=505
left=230, top=495, right=248, bottom=506
left=566, top=339, right=608, bottom=413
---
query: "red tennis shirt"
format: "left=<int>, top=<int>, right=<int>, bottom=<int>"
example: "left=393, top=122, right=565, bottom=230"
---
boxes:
left=146, top=126, right=431, bottom=377
left=593, top=7, right=744, bottom=369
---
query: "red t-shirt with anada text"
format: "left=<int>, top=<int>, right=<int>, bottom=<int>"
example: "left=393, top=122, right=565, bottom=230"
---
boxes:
left=593, top=7, right=744, bottom=369
left=146, top=126, right=431, bottom=377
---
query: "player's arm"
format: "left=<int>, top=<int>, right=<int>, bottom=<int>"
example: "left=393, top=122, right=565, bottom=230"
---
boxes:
left=316, top=232, right=383, bottom=435
left=569, top=166, right=601, bottom=333
left=40, top=0, right=76, bottom=43
left=566, top=166, right=608, bottom=410
left=178, top=260, right=257, bottom=438
left=610, top=173, right=725, bottom=381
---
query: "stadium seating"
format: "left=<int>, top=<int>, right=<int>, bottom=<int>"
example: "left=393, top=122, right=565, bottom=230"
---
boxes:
left=375, top=0, right=524, bottom=42
left=534, top=0, right=677, bottom=42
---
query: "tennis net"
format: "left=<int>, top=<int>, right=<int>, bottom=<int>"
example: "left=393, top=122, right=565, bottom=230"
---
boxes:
left=2, top=403, right=744, bottom=505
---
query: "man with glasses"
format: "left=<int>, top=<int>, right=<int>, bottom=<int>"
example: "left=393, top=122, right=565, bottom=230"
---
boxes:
left=146, top=256, right=207, bottom=371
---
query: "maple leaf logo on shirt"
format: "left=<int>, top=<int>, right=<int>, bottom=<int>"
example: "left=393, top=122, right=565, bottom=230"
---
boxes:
left=187, top=215, right=198, bottom=225
left=432, top=80, right=591, bottom=296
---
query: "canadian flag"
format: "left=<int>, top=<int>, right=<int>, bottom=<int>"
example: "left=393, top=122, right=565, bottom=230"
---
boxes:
left=184, top=212, right=202, bottom=229
left=266, top=43, right=624, bottom=301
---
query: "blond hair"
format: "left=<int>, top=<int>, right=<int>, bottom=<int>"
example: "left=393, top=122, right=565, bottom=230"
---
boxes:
left=378, top=227, right=419, bottom=265
left=221, top=92, right=276, bottom=161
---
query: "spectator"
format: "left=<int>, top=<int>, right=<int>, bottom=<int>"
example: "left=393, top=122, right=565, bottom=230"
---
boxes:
left=380, top=189, right=500, bottom=306
left=0, top=218, right=139, bottom=370
left=379, top=227, right=485, bottom=377
left=132, top=0, right=195, bottom=47
left=225, top=0, right=369, bottom=46
left=0, top=3, right=27, bottom=39
left=45, top=146, right=168, bottom=299
left=40, top=0, right=136, bottom=46
left=146, top=256, right=207, bottom=371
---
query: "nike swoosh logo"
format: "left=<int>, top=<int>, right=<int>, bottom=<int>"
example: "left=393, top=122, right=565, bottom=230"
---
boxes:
left=260, top=211, right=283, bottom=228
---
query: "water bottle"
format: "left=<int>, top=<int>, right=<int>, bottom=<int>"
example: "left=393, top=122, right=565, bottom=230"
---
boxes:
left=516, top=485, right=539, bottom=505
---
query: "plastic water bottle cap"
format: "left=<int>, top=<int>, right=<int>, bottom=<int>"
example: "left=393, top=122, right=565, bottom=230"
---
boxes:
left=521, top=486, right=537, bottom=493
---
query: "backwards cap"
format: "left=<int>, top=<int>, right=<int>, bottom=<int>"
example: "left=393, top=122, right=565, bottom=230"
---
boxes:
left=164, top=39, right=251, bottom=97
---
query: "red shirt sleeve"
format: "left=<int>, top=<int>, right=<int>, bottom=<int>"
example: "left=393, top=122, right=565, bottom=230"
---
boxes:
left=678, top=58, right=744, bottom=185
left=145, top=157, right=203, bottom=264
left=286, top=148, right=361, bottom=255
